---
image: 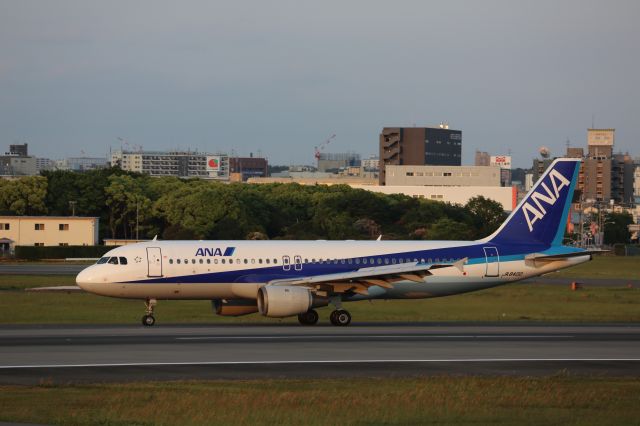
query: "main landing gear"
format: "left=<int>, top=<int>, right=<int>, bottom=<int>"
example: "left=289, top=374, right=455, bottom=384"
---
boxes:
left=329, top=309, right=351, bottom=326
left=142, top=298, right=157, bottom=327
left=297, top=309, right=319, bottom=325
left=296, top=308, right=351, bottom=326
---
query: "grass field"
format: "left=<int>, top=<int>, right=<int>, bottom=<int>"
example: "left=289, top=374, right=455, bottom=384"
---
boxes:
left=0, top=281, right=638, bottom=324
left=1, top=376, right=639, bottom=425
left=548, top=255, right=640, bottom=280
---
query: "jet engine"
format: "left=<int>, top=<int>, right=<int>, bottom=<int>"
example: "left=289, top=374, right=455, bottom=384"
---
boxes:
left=212, top=299, right=259, bottom=316
left=257, top=285, right=313, bottom=318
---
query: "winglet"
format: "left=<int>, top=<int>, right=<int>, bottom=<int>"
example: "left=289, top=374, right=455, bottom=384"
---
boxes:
left=153, top=235, right=158, bottom=241
left=376, top=235, right=382, bottom=241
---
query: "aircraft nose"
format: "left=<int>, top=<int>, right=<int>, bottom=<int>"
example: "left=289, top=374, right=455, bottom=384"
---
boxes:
left=76, top=267, right=96, bottom=291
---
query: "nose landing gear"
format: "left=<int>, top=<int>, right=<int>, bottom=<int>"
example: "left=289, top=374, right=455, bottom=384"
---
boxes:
left=142, top=298, right=157, bottom=327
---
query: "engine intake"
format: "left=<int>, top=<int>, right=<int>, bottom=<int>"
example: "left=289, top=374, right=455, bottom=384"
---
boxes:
left=257, top=285, right=312, bottom=318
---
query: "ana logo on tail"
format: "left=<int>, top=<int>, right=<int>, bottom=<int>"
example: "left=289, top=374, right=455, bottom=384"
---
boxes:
left=522, top=169, right=571, bottom=232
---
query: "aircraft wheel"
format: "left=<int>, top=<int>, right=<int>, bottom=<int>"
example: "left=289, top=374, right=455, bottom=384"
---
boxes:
left=142, top=314, right=156, bottom=327
left=330, top=309, right=351, bottom=326
left=298, top=309, right=319, bottom=326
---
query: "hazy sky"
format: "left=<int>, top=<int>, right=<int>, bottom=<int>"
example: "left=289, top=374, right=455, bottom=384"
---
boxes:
left=1, top=0, right=638, bottom=167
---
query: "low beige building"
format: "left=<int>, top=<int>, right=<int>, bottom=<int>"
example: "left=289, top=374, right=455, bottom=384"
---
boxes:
left=0, top=216, right=99, bottom=253
left=385, top=165, right=501, bottom=186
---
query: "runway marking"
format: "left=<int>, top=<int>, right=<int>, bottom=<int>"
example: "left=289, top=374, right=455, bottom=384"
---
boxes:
left=1, top=359, right=639, bottom=369
left=175, top=335, right=575, bottom=341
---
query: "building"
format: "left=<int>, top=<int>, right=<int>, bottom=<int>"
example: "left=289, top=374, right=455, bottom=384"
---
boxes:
left=362, top=155, right=380, bottom=172
left=57, top=157, right=109, bottom=171
left=379, top=125, right=462, bottom=185
left=384, top=165, right=501, bottom=187
left=351, top=185, right=516, bottom=211
left=474, top=150, right=490, bottom=166
left=0, top=216, right=99, bottom=254
left=247, top=175, right=377, bottom=186
left=612, top=153, right=635, bottom=204
left=581, top=128, right=615, bottom=202
left=0, top=155, right=37, bottom=176
left=317, top=152, right=361, bottom=173
left=229, top=156, right=268, bottom=182
left=111, top=150, right=230, bottom=180
left=8, top=143, right=28, bottom=156
left=634, top=166, right=640, bottom=203
left=490, top=155, right=512, bottom=186
left=35, top=158, right=56, bottom=172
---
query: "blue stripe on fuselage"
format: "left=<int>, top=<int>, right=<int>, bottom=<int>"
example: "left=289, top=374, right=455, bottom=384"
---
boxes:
left=121, top=240, right=569, bottom=285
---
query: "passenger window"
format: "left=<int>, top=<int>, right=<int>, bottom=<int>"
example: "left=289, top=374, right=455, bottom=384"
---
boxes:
left=391, top=258, right=396, bottom=264
left=97, top=257, right=109, bottom=264
left=207, top=259, right=211, bottom=264
left=221, top=259, right=226, bottom=264
left=108, top=257, right=118, bottom=265
left=258, top=259, right=263, bottom=264
left=236, top=259, right=241, bottom=264
left=377, top=258, right=382, bottom=265
left=177, top=259, right=181, bottom=264
left=192, top=259, right=196, bottom=264
left=199, top=259, right=203, bottom=264
left=184, top=259, right=188, bottom=264
left=251, top=259, right=255, bottom=264
left=119, top=257, right=128, bottom=265
left=169, top=259, right=173, bottom=264
left=266, top=259, right=270, bottom=264
left=214, top=259, right=218, bottom=264
left=244, top=259, right=248, bottom=264
left=273, top=259, right=278, bottom=264
left=384, top=258, right=389, bottom=264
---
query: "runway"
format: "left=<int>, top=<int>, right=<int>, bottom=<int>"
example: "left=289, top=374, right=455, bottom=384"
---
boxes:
left=0, top=323, right=638, bottom=384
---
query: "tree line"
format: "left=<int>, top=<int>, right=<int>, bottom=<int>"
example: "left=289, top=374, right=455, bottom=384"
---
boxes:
left=1, top=168, right=511, bottom=242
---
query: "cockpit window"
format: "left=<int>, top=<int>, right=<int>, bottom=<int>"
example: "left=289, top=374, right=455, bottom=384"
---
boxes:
left=108, top=257, right=119, bottom=265
left=97, top=257, right=109, bottom=264
left=119, top=257, right=128, bottom=265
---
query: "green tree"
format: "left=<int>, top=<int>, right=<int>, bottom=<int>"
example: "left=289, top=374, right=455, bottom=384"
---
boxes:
left=0, top=176, right=48, bottom=215
left=465, top=196, right=507, bottom=239
left=425, top=217, right=474, bottom=240
left=603, top=212, right=633, bottom=244
left=105, top=175, right=152, bottom=239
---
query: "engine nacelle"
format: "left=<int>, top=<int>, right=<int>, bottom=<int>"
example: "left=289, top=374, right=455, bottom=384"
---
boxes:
left=257, top=285, right=312, bottom=318
left=212, top=299, right=259, bottom=317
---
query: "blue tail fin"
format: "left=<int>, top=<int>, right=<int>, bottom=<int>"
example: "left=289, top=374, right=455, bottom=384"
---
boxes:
left=483, top=158, right=580, bottom=247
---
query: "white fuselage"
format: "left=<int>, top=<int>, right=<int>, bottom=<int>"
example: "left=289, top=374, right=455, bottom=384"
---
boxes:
left=76, top=240, right=590, bottom=302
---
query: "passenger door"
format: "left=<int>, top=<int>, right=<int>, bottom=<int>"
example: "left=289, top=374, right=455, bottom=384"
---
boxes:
left=147, top=247, right=163, bottom=277
left=483, top=247, right=499, bottom=277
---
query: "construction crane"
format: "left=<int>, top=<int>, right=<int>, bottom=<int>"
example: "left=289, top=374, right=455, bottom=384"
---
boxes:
left=314, top=134, right=336, bottom=161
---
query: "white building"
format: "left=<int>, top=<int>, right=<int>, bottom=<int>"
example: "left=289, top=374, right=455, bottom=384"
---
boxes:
left=111, top=150, right=230, bottom=180
left=362, top=155, right=380, bottom=171
left=0, top=155, right=37, bottom=176
left=351, top=185, right=516, bottom=211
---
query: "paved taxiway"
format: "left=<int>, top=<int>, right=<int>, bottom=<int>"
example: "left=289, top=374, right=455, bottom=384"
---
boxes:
left=0, top=323, right=638, bottom=384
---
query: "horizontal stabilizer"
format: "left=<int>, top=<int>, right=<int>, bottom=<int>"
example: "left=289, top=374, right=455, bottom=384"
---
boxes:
left=26, top=286, right=84, bottom=293
left=524, top=250, right=608, bottom=262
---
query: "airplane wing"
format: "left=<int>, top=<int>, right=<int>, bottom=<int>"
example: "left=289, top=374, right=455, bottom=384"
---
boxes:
left=267, top=258, right=467, bottom=296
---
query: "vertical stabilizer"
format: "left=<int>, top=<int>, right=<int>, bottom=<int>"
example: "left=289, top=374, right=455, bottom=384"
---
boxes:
left=482, top=158, right=580, bottom=246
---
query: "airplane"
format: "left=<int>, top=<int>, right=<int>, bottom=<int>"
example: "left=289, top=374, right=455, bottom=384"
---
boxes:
left=76, top=158, right=597, bottom=327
